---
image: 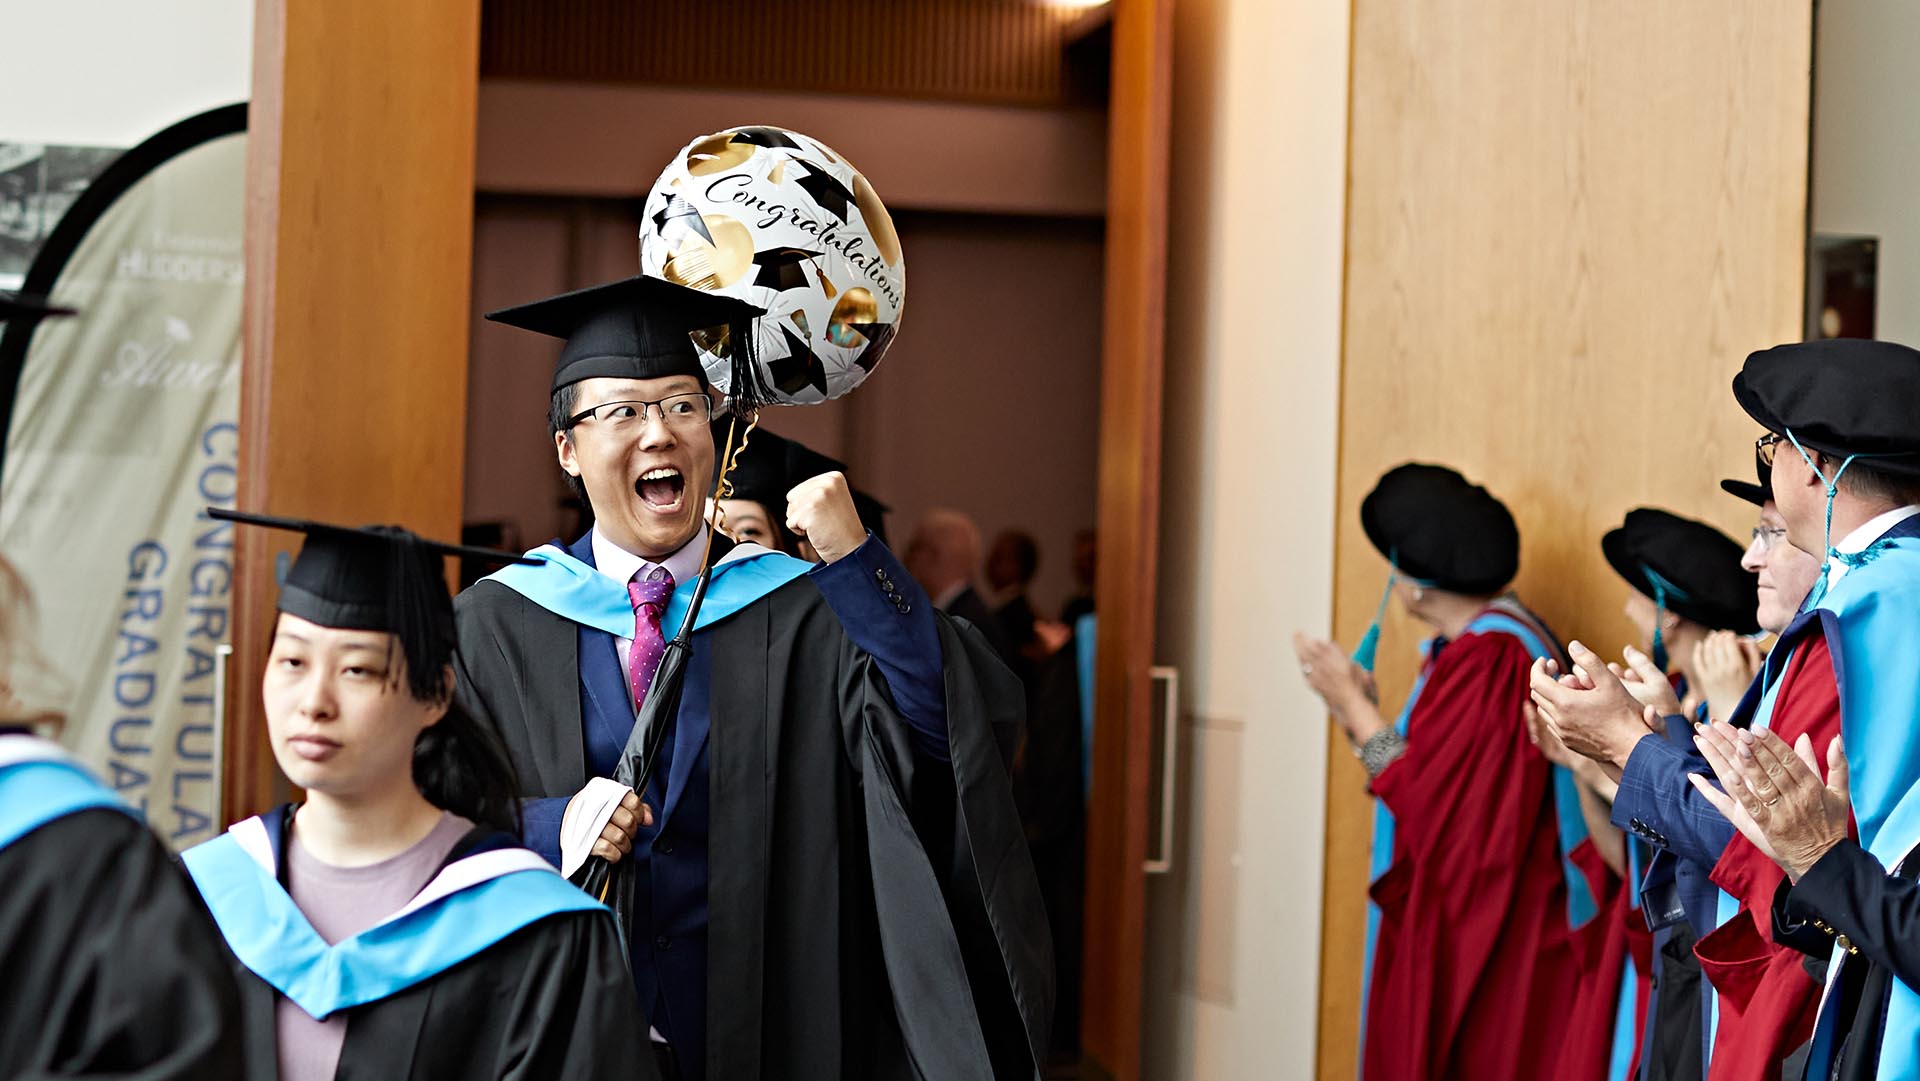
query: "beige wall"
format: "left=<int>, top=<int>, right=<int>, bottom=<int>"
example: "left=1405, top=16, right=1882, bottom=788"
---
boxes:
left=1145, top=0, right=1351, bottom=1077
left=1812, top=0, right=1920, bottom=345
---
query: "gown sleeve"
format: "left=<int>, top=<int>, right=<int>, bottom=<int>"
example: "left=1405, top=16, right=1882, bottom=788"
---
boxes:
left=488, top=910, right=657, bottom=1081
left=1, top=809, right=244, bottom=1081
left=1369, top=630, right=1548, bottom=874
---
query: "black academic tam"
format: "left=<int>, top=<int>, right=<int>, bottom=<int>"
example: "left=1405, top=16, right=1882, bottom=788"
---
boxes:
left=455, top=572, right=1055, bottom=1081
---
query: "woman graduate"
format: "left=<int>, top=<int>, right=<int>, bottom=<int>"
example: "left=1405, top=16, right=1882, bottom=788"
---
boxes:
left=181, top=510, right=653, bottom=1081
left=0, top=551, right=245, bottom=1080
left=1294, top=462, right=1587, bottom=1081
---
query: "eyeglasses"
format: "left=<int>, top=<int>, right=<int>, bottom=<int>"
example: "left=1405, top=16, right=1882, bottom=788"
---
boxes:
left=1755, top=432, right=1786, bottom=467
left=1750, top=525, right=1789, bottom=552
left=566, top=393, right=712, bottom=434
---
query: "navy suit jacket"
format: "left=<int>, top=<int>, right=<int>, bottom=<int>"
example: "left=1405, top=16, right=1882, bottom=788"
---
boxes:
left=519, top=531, right=945, bottom=1078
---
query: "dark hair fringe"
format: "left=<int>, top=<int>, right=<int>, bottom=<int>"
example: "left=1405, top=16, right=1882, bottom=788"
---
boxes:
left=548, top=383, right=591, bottom=509
left=412, top=691, right=525, bottom=838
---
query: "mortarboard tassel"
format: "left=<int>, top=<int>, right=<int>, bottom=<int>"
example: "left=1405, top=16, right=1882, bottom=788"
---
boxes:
left=1351, top=564, right=1399, bottom=674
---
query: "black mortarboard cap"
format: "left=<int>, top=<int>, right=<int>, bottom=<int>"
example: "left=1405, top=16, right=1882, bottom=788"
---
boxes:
left=1732, top=338, right=1920, bottom=477
left=712, top=421, right=892, bottom=546
left=1719, top=453, right=1771, bottom=509
left=1601, top=507, right=1760, bottom=635
left=1359, top=463, right=1519, bottom=594
left=0, top=291, right=76, bottom=324
left=211, top=508, right=535, bottom=701
left=484, top=275, right=766, bottom=394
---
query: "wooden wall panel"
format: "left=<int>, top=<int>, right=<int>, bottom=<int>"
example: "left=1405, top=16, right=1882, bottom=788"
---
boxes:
left=1317, top=3, right=1812, bottom=1077
left=1081, top=0, right=1173, bottom=1076
left=226, top=0, right=482, bottom=820
left=480, top=0, right=1097, bottom=106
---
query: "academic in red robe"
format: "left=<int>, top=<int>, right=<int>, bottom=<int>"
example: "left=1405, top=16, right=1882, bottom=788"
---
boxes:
left=1366, top=616, right=1586, bottom=1081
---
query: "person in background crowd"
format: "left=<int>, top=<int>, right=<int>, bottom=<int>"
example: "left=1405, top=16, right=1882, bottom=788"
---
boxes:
left=987, top=529, right=1042, bottom=662
left=1059, top=528, right=1097, bottom=625
left=905, top=507, right=1017, bottom=667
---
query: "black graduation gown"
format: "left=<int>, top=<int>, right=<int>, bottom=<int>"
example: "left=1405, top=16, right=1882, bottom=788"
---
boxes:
left=455, top=571, right=1055, bottom=1081
left=221, top=814, right=655, bottom=1081
left=0, top=807, right=245, bottom=1080
left=1772, top=840, right=1920, bottom=1081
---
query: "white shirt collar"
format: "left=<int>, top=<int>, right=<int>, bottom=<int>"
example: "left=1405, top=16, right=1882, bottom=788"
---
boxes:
left=590, top=525, right=709, bottom=588
left=1833, top=504, right=1920, bottom=555
left=1825, top=504, right=1920, bottom=588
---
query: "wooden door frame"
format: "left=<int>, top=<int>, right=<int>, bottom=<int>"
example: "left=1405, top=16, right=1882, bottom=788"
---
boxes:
left=1080, top=0, right=1176, bottom=1078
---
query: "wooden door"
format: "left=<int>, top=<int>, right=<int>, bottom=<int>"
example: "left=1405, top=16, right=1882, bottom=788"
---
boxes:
left=1080, top=0, right=1176, bottom=1078
left=1317, top=2, right=1813, bottom=1076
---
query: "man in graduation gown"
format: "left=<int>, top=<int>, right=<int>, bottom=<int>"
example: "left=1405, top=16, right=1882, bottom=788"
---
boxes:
left=1534, top=338, right=1920, bottom=1080
left=1684, top=338, right=1920, bottom=1081
left=458, top=275, right=1052, bottom=1081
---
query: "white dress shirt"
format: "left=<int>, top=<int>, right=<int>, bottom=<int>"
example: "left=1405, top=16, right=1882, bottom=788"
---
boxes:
left=1824, top=504, right=1920, bottom=592
left=591, top=526, right=709, bottom=677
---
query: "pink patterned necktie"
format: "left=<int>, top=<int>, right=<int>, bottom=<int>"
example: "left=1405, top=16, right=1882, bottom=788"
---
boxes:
left=626, top=566, right=675, bottom=711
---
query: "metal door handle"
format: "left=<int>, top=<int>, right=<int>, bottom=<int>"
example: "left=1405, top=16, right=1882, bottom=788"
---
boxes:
left=1144, top=664, right=1179, bottom=874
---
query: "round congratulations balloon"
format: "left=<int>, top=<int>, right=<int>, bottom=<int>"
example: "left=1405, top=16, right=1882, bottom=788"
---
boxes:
left=638, top=126, right=905, bottom=407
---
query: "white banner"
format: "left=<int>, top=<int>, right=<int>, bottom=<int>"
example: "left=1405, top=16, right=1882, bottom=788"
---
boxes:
left=0, top=107, right=244, bottom=847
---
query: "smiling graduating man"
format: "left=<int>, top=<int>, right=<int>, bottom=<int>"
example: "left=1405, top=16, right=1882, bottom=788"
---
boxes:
left=456, top=274, right=1052, bottom=1081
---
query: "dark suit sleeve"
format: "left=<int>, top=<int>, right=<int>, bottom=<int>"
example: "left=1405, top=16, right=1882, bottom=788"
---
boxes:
left=0, top=811, right=244, bottom=1081
left=1772, top=873, right=1844, bottom=959
left=1777, top=839, right=1920, bottom=983
left=1610, top=728, right=1737, bottom=868
left=810, top=534, right=951, bottom=760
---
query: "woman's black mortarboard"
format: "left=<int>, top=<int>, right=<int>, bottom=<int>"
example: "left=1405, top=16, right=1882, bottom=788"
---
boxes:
left=210, top=508, right=535, bottom=701
left=483, top=274, right=766, bottom=396
left=710, top=421, right=892, bottom=547
left=1360, top=463, right=1520, bottom=595
left=1602, top=508, right=1761, bottom=668
left=1732, top=338, right=1920, bottom=477
left=1719, top=453, right=1771, bottom=509
left=0, top=291, right=76, bottom=324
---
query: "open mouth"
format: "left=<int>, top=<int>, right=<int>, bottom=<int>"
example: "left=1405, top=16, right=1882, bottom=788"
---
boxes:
left=636, top=467, right=686, bottom=511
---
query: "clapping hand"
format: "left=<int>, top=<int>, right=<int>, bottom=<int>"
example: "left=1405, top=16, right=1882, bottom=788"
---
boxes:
left=1693, top=632, right=1764, bottom=723
left=1689, top=723, right=1850, bottom=882
left=1293, top=632, right=1384, bottom=746
left=1528, top=641, right=1662, bottom=768
left=1609, top=644, right=1682, bottom=716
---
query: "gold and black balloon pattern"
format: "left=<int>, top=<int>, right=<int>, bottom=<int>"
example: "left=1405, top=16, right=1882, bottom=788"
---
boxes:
left=638, top=126, right=906, bottom=406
